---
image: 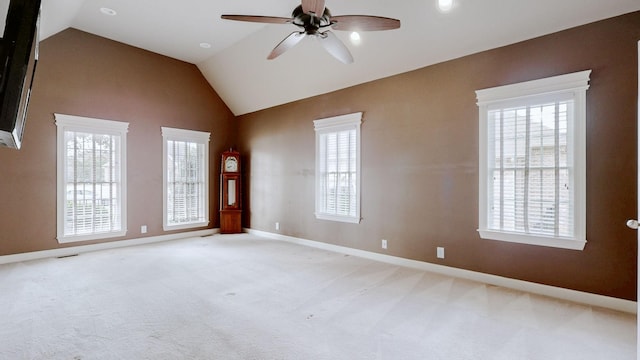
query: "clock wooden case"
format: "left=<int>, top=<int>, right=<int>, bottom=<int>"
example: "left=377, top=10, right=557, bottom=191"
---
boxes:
left=220, top=150, right=242, bottom=234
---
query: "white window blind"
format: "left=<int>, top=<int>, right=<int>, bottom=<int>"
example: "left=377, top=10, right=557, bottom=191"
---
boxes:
left=476, top=71, right=590, bottom=250
left=318, top=129, right=357, bottom=217
left=314, top=112, right=362, bottom=224
left=488, top=100, right=572, bottom=237
left=55, top=114, right=128, bottom=243
left=162, top=127, right=210, bottom=231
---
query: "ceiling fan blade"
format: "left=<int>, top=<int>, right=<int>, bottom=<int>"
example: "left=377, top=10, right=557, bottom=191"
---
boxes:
left=221, top=15, right=292, bottom=24
left=318, top=31, right=353, bottom=64
left=268, top=32, right=306, bottom=60
left=330, top=15, right=401, bottom=31
left=301, top=0, right=326, bottom=16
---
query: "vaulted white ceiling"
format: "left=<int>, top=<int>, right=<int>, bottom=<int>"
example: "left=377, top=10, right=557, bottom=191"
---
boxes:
left=29, top=0, right=640, bottom=115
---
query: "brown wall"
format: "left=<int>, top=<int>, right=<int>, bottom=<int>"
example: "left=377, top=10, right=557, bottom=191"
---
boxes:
left=237, top=12, right=640, bottom=300
left=0, top=29, right=237, bottom=255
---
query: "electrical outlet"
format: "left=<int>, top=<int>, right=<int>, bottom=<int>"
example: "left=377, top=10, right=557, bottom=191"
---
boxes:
left=275, top=222, right=280, bottom=230
left=381, top=239, right=388, bottom=249
left=437, top=247, right=445, bottom=259
left=141, top=225, right=147, bottom=234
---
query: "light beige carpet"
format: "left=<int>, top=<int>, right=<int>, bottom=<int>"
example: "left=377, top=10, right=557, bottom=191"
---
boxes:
left=0, top=234, right=635, bottom=359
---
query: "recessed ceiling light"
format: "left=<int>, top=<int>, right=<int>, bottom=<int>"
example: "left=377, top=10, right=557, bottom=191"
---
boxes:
left=437, top=0, right=454, bottom=12
left=100, top=7, right=117, bottom=16
left=199, top=42, right=212, bottom=49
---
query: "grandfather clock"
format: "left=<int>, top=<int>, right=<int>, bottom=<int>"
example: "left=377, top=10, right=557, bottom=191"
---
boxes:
left=220, top=150, right=242, bottom=234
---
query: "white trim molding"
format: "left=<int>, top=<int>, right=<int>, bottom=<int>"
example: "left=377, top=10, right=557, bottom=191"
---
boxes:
left=161, top=127, right=211, bottom=231
left=55, top=113, right=129, bottom=243
left=476, top=70, right=591, bottom=106
left=313, top=112, right=363, bottom=224
left=244, top=228, right=635, bottom=314
left=0, top=229, right=217, bottom=265
left=476, top=71, right=590, bottom=250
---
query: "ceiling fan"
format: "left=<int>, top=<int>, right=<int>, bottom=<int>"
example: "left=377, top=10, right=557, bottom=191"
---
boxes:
left=221, top=0, right=401, bottom=64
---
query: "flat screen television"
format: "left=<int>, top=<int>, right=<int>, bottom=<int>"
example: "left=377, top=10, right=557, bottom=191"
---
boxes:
left=0, top=0, right=40, bottom=149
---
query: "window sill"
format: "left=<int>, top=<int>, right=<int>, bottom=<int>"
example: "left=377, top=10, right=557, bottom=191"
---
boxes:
left=315, top=213, right=361, bottom=224
left=163, top=221, right=209, bottom=232
left=57, top=230, right=127, bottom=244
left=478, top=229, right=586, bottom=250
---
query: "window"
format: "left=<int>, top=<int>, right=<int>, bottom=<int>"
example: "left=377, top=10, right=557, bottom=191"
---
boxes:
left=476, top=70, right=590, bottom=250
left=162, top=127, right=210, bottom=231
left=55, top=114, right=128, bottom=243
left=314, top=112, right=362, bottom=223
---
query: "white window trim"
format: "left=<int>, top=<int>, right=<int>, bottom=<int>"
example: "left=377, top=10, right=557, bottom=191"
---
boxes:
left=476, top=70, right=590, bottom=250
left=313, top=112, right=362, bottom=224
left=161, top=127, right=210, bottom=231
left=55, top=113, right=129, bottom=243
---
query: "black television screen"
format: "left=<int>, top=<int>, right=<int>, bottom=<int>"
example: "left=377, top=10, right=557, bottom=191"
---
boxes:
left=0, top=0, right=40, bottom=149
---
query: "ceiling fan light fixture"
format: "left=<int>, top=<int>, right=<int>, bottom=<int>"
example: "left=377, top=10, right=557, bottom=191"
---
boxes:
left=350, top=32, right=361, bottom=45
left=437, top=0, right=454, bottom=12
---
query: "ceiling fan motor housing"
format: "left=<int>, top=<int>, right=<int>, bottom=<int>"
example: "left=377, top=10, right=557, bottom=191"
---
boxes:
left=292, top=5, right=332, bottom=35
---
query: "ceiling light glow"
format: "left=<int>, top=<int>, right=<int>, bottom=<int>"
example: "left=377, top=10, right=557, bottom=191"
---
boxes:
left=100, top=7, right=117, bottom=16
left=350, top=32, right=361, bottom=45
left=199, top=42, right=212, bottom=49
left=438, top=0, right=454, bottom=12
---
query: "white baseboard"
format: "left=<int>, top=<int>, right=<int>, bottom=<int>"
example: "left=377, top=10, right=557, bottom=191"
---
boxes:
left=245, top=228, right=637, bottom=314
left=0, top=229, right=218, bottom=265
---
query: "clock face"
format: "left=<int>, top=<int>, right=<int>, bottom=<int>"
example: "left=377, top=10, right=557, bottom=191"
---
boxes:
left=225, top=157, right=238, bottom=172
